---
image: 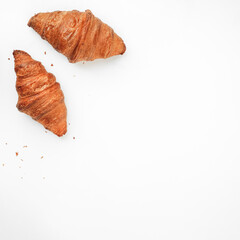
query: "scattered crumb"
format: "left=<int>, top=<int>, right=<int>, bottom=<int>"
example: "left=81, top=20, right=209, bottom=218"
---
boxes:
left=41, top=156, right=44, bottom=159
left=73, top=75, right=76, bottom=77
left=21, top=177, right=23, bottom=179
left=82, top=61, right=85, bottom=64
left=2, top=163, right=5, bottom=167
left=23, top=145, right=27, bottom=148
left=68, top=123, right=70, bottom=126
left=16, top=152, right=19, bottom=156
left=5, top=143, right=7, bottom=145
left=51, top=64, right=54, bottom=66
left=20, top=159, right=24, bottom=162
left=43, top=177, right=46, bottom=180
left=73, top=137, right=75, bottom=140
left=45, top=131, right=47, bottom=133
left=44, top=51, right=46, bottom=55
left=19, top=166, right=21, bottom=168
left=8, top=58, right=10, bottom=60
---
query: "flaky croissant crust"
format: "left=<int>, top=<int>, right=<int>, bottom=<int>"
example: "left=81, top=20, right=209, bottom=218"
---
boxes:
left=28, top=10, right=126, bottom=62
left=13, top=50, right=67, bottom=136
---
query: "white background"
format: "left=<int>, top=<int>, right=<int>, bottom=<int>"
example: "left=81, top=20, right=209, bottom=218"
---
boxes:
left=1, top=0, right=240, bottom=239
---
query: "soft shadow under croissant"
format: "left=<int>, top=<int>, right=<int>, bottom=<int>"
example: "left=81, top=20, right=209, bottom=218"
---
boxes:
left=28, top=10, right=126, bottom=62
left=13, top=50, right=67, bottom=137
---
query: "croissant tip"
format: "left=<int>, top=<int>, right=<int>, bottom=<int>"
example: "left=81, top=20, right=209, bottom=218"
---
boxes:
left=85, top=9, right=93, bottom=14
left=13, top=50, right=21, bottom=56
left=121, top=43, right=126, bottom=55
left=13, top=50, right=28, bottom=57
left=57, top=132, right=67, bottom=137
left=52, top=128, right=67, bottom=137
left=27, top=14, right=36, bottom=27
left=27, top=19, right=32, bottom=27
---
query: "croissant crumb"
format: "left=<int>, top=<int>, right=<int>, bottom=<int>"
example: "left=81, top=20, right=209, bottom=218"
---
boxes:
left=13, top=50, right=67, bottom=137
left=28, top=10, right=126, bottom=62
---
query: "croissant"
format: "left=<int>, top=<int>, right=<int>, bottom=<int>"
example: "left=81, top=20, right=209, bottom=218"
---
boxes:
left=13, top=50, right=67, bottom=137
left=28, top=10, right=126, bottom=62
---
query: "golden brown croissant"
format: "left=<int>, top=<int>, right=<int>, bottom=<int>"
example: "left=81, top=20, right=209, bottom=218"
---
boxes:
left=28, top=10, right=126, bottom=62
left=13, top=50, right=67, bottom=137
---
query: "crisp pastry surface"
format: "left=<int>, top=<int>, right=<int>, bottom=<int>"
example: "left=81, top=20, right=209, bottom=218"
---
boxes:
left=13, top=50, right=67, bottom=137
left=28, top=10, right=126, bottom=62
